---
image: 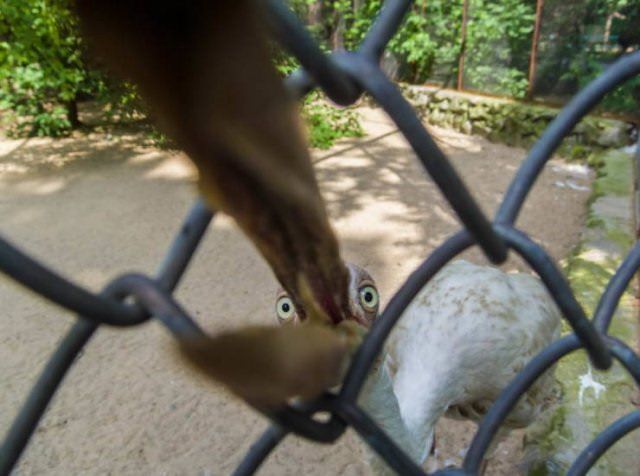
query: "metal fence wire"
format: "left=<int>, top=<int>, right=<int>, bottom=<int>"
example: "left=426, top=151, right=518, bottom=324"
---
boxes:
left=1, top=1, right=640, bottom=475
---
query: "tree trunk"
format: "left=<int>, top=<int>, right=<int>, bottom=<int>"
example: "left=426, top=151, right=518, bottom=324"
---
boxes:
left=330, top=9, right=345, bottom=50
left=307, top=0, right=323, bottom=27
left=66, top=99, right=81, bottom=128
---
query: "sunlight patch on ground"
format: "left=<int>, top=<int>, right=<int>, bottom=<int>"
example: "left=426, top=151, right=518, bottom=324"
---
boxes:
left=129, top=150, right=164, bottom=163
left=335, top=196, right=411, bottom=230
left=323, top=174, right=359, bottom=194
left=432, top=204, right=457, bottom=226
left=0, top=162, right=29, bottom=174
left=430, top=126, right=485, bottom=153
left=0, top=177, right=68, bottom=195
left=0, top=138, right=29, bottom=157
left=330, top=155, right=374, bottom=169
left=377, top=167, right=403, bottom=185
left=142, top=154, right=197, bottom=181
left=579, top=248, right=611, bottom=264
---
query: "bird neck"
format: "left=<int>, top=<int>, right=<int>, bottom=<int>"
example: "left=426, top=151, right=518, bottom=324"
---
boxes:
left=392, top=353, right=461, bottom=464
left=396, top=375, right=448, bottom=463
left=358, top=355, right=424, bottom=472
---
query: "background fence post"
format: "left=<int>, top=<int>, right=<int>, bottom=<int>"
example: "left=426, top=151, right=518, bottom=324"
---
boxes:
left=457, top=0, right=470, bottom=91
left=526, top=0, right=544, bottom=99
left=634, top=137, right=640, bottom=300
left=632, top=133, right=640, bottom=445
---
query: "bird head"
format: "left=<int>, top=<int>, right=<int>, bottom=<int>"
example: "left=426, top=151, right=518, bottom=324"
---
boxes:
left=275, top=263, right=379, bottom=328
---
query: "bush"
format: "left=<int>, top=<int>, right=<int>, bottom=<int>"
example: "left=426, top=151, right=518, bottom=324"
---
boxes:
left=0, top=0, right=89, bottom=136
left=0, top=0, right=145, bottom=137
left=0, top=1, right=365, bottom=146
left=140, top=91, right=363, bottom=152
left=3, top=1, right=636, bottom=140
left=301, top=92, right=364, bottom=149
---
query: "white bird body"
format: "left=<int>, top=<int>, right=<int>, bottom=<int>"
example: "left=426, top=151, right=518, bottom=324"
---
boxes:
left=357, top=260, right=561, bottom=470
left=275, top=259, right=561, bottom=473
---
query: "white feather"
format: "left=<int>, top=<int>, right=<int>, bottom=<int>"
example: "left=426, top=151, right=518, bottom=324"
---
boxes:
left=358, top=260, right=561, bottom=471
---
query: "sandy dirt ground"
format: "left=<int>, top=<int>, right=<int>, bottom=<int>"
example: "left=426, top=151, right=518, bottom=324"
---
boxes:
left=0, top=107, right=592, bottom=475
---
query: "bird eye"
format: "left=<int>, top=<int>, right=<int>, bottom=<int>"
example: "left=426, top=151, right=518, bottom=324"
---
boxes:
left=276, top=296, right=295, bottom=322
left=358, top=285, right=379, bottom=312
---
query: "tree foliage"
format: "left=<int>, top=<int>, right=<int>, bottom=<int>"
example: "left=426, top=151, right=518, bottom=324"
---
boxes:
left=290, top=0, right=639, bottom=110
left=534, top=0, right=640, bottom=114
left=0, top=0, right=146, bottom=137
left=1, top=0, right=638, bottom=139
left=464, top=0, right=536, bottom=98
left=302, top=92, right=363, bottom=149
left=0, top=0, right=91, bottom=136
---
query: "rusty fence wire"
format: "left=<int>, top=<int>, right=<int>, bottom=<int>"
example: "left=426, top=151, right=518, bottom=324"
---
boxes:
left=2, top=1, right=640, bottom=475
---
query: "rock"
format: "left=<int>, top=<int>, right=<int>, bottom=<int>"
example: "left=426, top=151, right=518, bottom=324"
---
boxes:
left=468, top=106, right=491, bottom=121
left=596, top=121, right=630, bottom=148
left=450, top=97, right=465, bottom=113
left=471, top=122, right=492, bottom=136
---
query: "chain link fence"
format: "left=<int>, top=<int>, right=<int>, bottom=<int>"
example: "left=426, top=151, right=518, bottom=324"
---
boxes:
left=1, top=1, right=640, bottom=474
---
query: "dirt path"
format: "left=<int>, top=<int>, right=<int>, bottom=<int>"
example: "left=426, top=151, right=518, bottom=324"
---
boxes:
left=0, top=107, right=592, bottom=475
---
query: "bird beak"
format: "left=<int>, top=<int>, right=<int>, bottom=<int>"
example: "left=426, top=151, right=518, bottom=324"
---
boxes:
left=75, top=0, right=350, bottom=326
left=75, top=0, right=359, bottom=406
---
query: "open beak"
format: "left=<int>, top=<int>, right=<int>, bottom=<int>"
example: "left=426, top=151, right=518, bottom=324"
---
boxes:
left=75, top=0, right=359, bottom=405
left=76, top=0, right=350, bottom=326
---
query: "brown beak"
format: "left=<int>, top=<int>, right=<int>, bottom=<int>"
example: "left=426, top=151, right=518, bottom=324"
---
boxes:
left=75, top=0, right=358, bottom=404
left=75, top=0, right=350, bottom=326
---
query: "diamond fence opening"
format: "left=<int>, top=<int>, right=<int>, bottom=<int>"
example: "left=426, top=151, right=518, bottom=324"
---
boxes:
left=1, top=1, right=640, bottom=475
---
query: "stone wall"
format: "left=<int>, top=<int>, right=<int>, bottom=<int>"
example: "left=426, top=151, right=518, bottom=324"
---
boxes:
left=403, top=85, right=635, bottom=161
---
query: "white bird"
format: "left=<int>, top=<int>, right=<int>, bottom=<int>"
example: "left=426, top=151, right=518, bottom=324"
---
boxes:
left=275, top=260, right=561, bottom=474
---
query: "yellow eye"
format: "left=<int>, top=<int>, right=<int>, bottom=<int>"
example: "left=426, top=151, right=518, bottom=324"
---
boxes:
left=359, top=285, right=379, bottom=312
left=276, top=296, right=295, bottom=322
